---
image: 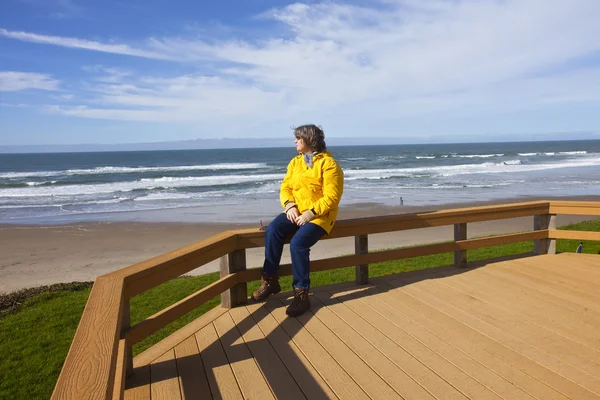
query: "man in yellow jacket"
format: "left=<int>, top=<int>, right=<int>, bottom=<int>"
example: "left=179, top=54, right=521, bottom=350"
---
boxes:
left=252, top=124, right=344, bottom=317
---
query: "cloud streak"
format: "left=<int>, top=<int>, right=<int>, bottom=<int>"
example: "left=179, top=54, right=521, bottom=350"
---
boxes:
left=0, top=71, right=59, bottom=91
left=0, top=28, right=176, bottom=60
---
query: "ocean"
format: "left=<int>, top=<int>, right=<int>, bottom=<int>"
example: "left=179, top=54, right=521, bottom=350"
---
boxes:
left=1, top=140, right=600, bottom=225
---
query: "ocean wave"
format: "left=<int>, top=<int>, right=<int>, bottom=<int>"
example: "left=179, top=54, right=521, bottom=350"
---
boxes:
left=0, top=173, right=283, bottom=198
left=26, top=181, right=57, bottom=186
left=0, top=162, right=269, bottom=179
left=343, top=156, right=600, bottom=180
left=517, top=151, right=589, bottom=157
left=452, top=154, right=504, bottom=158
left=347, top=180, right=522, bottom=190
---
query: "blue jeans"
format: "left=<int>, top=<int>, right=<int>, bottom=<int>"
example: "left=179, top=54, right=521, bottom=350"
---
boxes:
left=263, top=213, right=326, bottom=289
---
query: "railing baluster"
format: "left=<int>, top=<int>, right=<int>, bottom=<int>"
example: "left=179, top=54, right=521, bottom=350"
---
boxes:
left=534, top=214, right=556, bottom=254
left=122, top=299, right=133, bottom=377
left=454, top=223, right=467, bottom=267
left=220, top=249, right=248, bottom=308
left=355, top=234, right=369, bottom=284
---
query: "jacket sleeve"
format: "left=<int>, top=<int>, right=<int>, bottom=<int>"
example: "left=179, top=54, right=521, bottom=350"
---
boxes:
left=311, top=158, right=343, bottom=216
left=280, top=158, right=296, bottom=208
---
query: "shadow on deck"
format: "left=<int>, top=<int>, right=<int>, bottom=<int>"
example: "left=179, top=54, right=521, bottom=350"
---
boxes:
left=126, top=253, right=600, bottom=400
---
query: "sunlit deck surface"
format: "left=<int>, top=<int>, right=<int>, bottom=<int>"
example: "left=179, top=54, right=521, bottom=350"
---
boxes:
left=125, top=253, right=600, bottom=400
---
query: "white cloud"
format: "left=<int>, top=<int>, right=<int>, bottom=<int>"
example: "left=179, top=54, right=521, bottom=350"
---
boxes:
left=82, top=65, right=131, bottom=82
left=0, top=28, right=175, bottom=60
left=0, top=71, right=59, bottom=91
left=8, top=0, right=600, bottom=133
left=0, top=102, right=28, bottom=108
left=51, top=94, right=74, bottom=101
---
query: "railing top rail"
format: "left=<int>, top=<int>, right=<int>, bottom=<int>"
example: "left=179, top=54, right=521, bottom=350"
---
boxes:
left=235, top=200, right=554, bottom=247
left=549, top=201, right=600, bottom=215
left=103, top=231, right=238, bottom=298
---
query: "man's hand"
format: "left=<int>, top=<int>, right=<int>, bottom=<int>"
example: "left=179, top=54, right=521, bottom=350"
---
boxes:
left=296, top=209, right=315, bottom=226
left=286, top=207, right=300, bottom=222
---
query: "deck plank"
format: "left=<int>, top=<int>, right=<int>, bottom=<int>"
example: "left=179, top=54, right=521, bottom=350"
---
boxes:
left=516, top=258, right=600, bottom=287
left=134, top=306, right=227, bottom=369
left=378, top=282, right=598, bottom=400
left=174, top=335, right=211, bottom=399
left=323, top=288, right=469, bottom=400
left=264, top=298, right=370, bottom=400
left=124, top=365, right=150, bottom=400
left=480, top=266, right=600, bottom=312
left=457, top=265, right=600, bottom=327
left=475, top=269, right=600, bottom=346
left=362, top=283, right=573, bottom=400
left=400, top=282, right=600, bottom=398
left=311, top=291, right=439, bottom=400
left=331, top=288, right=499, bottom=400
left=419, top=278, right=600, bottom=378
left=288, top=297, right=403, bottom=399
left=494, top=260, right=600, bottom=302
left=228, top=306, right=306, bottom=399
left=195, top=323, right=242, bottom=400
left=459, top=264, right=600, bottom=324
left=546, top=254, right=600, bottom=276
left=441, top=271, right=600, bottom=365
left=332, top=287, right=536, bottom=400
left=245, top=302, right=338, bottom=400
left=150, top=350, right=181, bottom=400
left=212, top=312, right=275, bottom=399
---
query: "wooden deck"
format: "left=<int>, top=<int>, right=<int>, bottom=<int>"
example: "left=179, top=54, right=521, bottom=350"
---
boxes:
left=125, top=253, right=600, bottom=400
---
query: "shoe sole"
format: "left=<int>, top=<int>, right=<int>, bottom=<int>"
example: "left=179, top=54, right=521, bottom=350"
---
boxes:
left=286, top=306, right=310, bottom=317
left=251, top=287, right=281, bottom=302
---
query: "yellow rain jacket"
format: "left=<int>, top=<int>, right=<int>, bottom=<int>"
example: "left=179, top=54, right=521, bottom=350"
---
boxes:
left=280, top=152, right=344, bottom=234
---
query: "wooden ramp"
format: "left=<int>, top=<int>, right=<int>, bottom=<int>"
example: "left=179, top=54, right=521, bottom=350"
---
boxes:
left=125, top=253, right=600, bottom=400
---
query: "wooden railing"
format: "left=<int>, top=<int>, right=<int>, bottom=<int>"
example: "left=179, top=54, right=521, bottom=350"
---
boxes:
left=51, top=200, right=600, bottom=399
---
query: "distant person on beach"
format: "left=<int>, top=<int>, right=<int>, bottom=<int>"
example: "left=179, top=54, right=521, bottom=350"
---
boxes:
left=252, top=124, right=344, bottom=317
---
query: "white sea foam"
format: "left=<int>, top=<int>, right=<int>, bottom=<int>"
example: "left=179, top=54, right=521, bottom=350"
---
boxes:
left=0, top=173, right=283, bottom=198
left=26, top=181, right=56, bottom=186
left=452, top=154, right=504, bottom=158
left=343, top=156, right=600, bottom=180
left=0, top=163, right=269, bottom=179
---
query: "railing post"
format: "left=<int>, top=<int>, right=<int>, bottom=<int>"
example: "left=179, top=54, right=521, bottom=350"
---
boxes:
left=454, top=223, right=467, bottom=267
left=534, top=214, right=556, bottom=254
left=122, top=299, right=133, bottom=377
left=220, top=249, right=247, bottom=308
left=355, top=234, right=369, bottom=284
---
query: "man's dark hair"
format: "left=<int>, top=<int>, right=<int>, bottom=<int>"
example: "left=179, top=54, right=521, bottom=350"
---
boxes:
left=293, top=124, right=327, bottom=153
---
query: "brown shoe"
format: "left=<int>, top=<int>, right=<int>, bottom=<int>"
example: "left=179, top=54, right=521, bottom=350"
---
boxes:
left=286, top=288, right=310, bottom=317
left=252, top=274, right=281, bottom=301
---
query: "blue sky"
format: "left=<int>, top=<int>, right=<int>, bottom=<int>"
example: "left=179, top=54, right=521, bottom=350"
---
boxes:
left=1, top=0, right=600, bottom=146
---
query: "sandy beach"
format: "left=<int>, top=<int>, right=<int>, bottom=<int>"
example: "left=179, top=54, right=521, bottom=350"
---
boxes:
left=1, top=196, right=599, bottom=294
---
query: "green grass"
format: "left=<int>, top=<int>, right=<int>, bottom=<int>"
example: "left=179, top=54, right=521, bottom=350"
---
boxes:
left=1, top=218, right=599, bottom=399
